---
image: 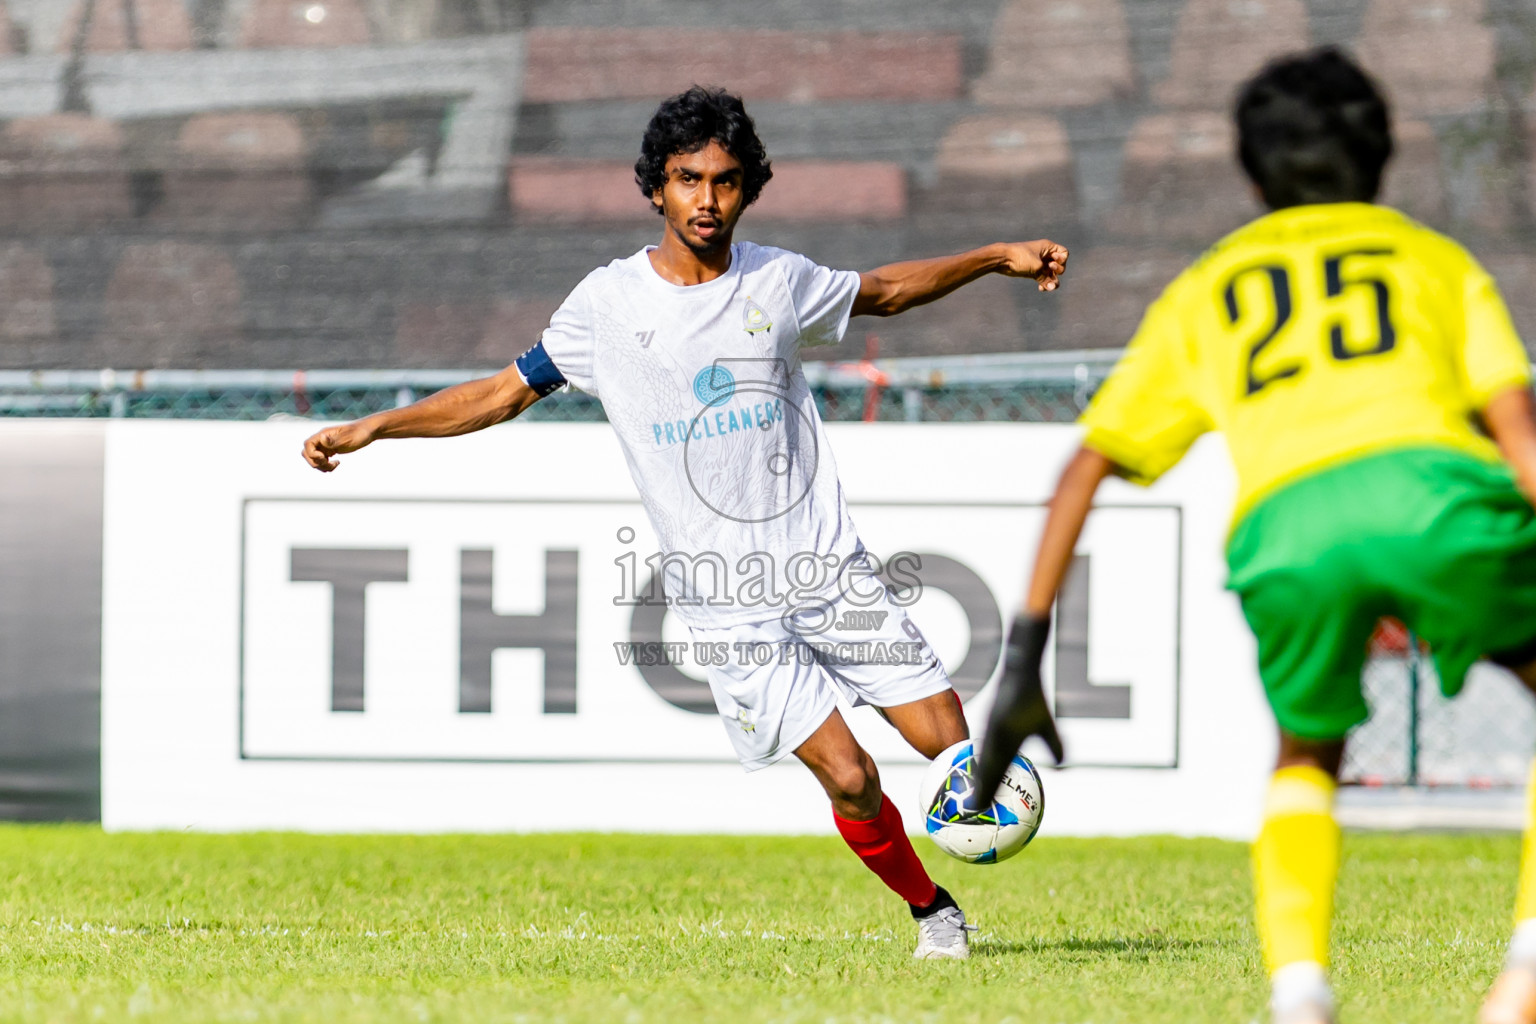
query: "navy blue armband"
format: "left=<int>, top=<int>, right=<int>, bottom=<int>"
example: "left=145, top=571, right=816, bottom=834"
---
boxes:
left=514, top=341, right=568, bottom=397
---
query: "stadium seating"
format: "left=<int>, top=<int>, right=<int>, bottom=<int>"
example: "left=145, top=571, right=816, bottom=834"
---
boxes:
left=521, top=28, right=964, bottom=104
left=749, top=162, right=906, bottom=221
left=819, top=274, right=1026, bottom=360
left=0, top=244, right=55, bottom=350
left=509, top=159, right=908, bottom=223
left=930, top=114, right=1076, bottom=222
left=395, top=296, right=563, bottom=366
left=239, top=0, right=372, bottom=48
left=971, top=0, right=1134, bottom=109
left=1114, top=112, right=1257, bottom=241
left=98, top=242, right=243, bottom=366
left=0, top=0, right=1520, bottom=369
left=360, top=0, right=434, bottom=43
left=523, top=0, right=998, bottom=34
left=158, top=113, right=312, bottom=231
left=1380, top=119, right=1447, bottom=228
left=1356, top=0, right=1495, bottom=116
left=511, top=99, right=963, bottom=172
left=1058, top=246, right=1187, bottom=349
left=1479, top=252, right=1536, bottom=345
left=0, top=116, right=133, bottom=232
left=394, top=302, right=493, bottom=366
left=477, top=296, right=563, bottom=362
left=508, top=159, right=650, bottom=222
left=57, top=0, right=193, bottom=51
left=1153, top=0, right=1310, bottom=109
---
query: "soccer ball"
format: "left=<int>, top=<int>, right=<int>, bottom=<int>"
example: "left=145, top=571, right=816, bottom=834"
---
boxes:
left=919, top=739, right=1044, bottom=864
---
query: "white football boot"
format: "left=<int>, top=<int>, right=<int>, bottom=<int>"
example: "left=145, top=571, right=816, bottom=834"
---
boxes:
left=1270, top=961, right=1336, bottom=1024
left=912, top=887, right=975, bottom=960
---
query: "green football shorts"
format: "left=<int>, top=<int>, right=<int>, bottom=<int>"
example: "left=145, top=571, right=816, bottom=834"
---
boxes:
left=1227, top=446, right=1536, bottom=741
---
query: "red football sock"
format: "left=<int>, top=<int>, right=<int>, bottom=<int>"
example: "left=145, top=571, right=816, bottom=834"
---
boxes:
left=834, top=793, right=939, bottom=908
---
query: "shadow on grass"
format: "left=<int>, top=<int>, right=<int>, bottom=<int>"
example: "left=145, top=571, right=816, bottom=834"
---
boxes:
left=973, top=934, right=1205, bottom=960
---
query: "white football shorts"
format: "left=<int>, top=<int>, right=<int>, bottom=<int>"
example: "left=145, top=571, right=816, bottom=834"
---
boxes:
left=688, top=586, right=954, bottom=771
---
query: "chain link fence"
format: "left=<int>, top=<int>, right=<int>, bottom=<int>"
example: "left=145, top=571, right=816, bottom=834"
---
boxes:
left=0, top=352, right=1110, bottom=424
left=0, top=372, right=611, bottom=423
left=1345, top=622, right=1536, bottom=789
left=6, top=351, right=1529, bottom=789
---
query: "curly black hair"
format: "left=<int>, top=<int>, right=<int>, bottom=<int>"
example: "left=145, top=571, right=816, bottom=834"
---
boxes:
left=1235, top=47, right=1393, bottom=210
left=634, top=86, right=773, bottom=213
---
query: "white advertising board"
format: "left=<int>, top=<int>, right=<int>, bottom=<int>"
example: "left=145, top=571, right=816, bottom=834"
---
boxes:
left=101, top=421, right=1275, bottom=837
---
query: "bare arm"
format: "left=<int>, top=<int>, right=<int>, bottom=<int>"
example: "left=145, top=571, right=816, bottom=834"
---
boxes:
left=1483, top=386, right=1536, bottom=500
left=301, top=364, right=542, bottom=472
left=851, top=240, right=1069, bottom=317
left=1021, top=445, right=1116, bottom=616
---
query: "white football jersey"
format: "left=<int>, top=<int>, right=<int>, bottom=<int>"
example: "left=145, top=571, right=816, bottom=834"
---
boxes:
left=526, top=241, right=867, bottom=628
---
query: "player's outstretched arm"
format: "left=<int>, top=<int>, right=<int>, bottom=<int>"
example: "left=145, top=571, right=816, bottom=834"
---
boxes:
left=1483, top=386, right=1536, bottom=501
left=301, top=364, right=542, bottom=472
left=973, top=445, right=1114, bottom=800
left=851, top=240, right=1069, bottom=317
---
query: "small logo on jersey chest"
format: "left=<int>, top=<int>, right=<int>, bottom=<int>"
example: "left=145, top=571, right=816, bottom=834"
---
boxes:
left=743, top=297, right=772, bottom=335
left=693, top=365, right=736, bottom=405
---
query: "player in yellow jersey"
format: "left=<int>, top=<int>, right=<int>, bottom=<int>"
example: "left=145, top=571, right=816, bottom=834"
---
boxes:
left=974, top=48, right=1536, bottom=1024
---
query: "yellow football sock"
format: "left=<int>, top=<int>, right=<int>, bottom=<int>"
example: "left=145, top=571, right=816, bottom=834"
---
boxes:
left=1514, top=759, right=1536, bottom=930
left=1253, top=765, right=1340, bottom=974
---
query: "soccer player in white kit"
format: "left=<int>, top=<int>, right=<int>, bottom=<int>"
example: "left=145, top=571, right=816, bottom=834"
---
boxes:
left=302, top=86, right=1069, bottom=960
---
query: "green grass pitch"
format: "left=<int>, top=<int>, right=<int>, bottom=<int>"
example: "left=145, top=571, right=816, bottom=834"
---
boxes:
left=0, top=826, right=1518, bottom=1023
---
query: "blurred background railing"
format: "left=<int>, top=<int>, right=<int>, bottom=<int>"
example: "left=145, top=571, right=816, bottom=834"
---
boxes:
left=0, top=349, right=1118, bottom=421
